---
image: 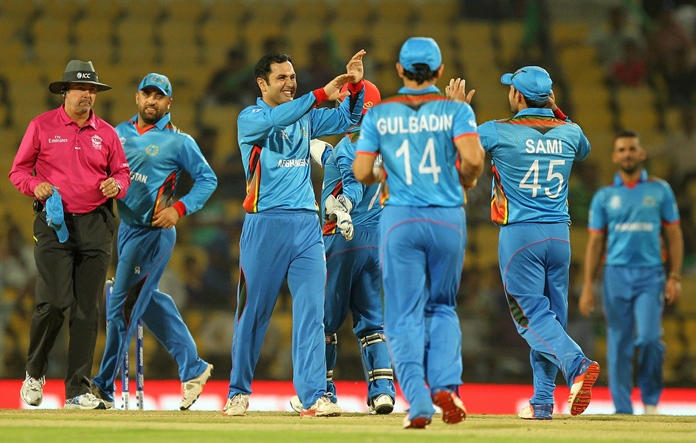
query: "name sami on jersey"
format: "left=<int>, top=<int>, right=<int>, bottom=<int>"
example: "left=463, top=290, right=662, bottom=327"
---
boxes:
left=376, top=115, right=453, bottom=135
left=130, top=171, right=148, bottom=184
left=525, top=139, right=563, bottom=154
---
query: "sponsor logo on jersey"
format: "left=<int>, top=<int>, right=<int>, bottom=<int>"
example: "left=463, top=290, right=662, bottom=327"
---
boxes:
left=119, top=137, right=127, bottom=146
left=614, top=222, right=654, bottom=232
left=91, top=135, right=103, bottom=149
left=130, top=171, right=148, bottom=184
left=48, top=135, right=68, bottom=143
left=277, top=158, right=309, bottom=168
left=145, top=144, right=159, bottom=156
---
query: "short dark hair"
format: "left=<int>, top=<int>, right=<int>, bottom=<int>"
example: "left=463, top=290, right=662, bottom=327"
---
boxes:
left=614, top=129, right=639, bottom=141
left=402, top=64, right=438, bottom=85
left=518, top=91, right=548, bottom=108
left=254, top=53, right=293, bottom=83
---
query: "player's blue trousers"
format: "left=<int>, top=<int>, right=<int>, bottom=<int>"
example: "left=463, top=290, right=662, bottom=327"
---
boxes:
left=324, top=227, right=395, bottom=405
left=380, top=206, right=465, bottom=419
left=229, top=209, right=328, bottom=408
left=498, top=222, right=590, bottom=406
left=93, top=224, right=209, bottom=395
left=603, top=265, right=665, bottom=414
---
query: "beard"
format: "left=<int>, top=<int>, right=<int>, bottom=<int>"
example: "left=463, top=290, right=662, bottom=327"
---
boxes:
left=619, top=162, right=640, bottom=174
left=76, top=99, right=92, bottom=114
left=139, top=108, right=163, bottom=125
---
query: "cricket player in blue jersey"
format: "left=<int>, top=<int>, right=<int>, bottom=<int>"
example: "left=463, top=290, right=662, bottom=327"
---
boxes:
left=223, top=51, right=366, bottom=418
left=580, top=131, right=683, bottom=415
left=476, top=66, right=599, bottom=419
left=353, top=37, right=485, bottom=429
left=289, top=80, right=396, bottom=415
left=91, top=73, right=218, bottom=410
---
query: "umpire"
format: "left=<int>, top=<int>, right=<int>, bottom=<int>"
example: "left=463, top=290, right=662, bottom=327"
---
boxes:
left=9, top=60, right=130, bottom=409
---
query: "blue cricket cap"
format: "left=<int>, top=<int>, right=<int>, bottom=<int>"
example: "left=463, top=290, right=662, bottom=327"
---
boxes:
left=500, top=66, right=552, bottom=102
left=399, top=37, right=442, bottom=72
left=138, top=73, right=172, bottom=97
left=45, top=188, right=68, bottom=243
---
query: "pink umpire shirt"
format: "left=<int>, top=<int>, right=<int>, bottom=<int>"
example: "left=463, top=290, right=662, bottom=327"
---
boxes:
left=9, top=105, right=130, bottom=214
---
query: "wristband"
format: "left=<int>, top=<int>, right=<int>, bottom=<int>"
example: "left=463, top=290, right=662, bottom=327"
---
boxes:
left=668, top=273, right=681, bottom=282
left=172, top=201, right=187, bottom=217
left=313, top=88, right=329, bottom=104
left=553, top=108, right=568, bottom=120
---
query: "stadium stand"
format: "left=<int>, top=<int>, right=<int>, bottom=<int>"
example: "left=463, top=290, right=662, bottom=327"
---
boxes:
left=0, top=0, right=694, bottom=388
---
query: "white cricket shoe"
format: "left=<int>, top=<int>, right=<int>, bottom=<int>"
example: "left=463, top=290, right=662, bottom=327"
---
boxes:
left=20, top=372, right=45, bottom=407
left=289, top=395, right=302, bottom=413
left=64, top=393, right=107, bottom=410
left=300, top=395, right=341, bottom=417
left=222, top=393, right=250, bottom=417
left=368, top=394, right=394, bottom=415
left=180, top=363, right=213, bottom=410
left=644, top=405, right=659, bottom=415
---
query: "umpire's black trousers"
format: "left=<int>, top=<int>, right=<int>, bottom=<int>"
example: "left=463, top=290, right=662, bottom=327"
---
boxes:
left=27, top=203, right=115, bottom=399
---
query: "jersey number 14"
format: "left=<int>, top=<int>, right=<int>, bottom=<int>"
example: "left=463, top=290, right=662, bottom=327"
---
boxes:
left=396, top=139, right=442, bottom=185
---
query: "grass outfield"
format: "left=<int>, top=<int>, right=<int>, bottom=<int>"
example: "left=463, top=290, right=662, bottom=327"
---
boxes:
left=1, top=410, right=695, bottom=443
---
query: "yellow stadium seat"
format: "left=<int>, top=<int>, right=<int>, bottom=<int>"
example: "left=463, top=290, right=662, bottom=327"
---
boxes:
left=369, top=21, right=409, bottom=66
left=291, top=0, right=333, bottom=22
left=376, top=0, right=416, bottom=22
left=413, top=0, right=459, bottom=22
left=166, top=0, right=206, bottom=21
left=493, top=21, right=524, bottom=68
left=1, top=0, right=40, bottom=21
left=114, top=17, right=157, bottom=54
left=159, top=17, right=199, bottom=46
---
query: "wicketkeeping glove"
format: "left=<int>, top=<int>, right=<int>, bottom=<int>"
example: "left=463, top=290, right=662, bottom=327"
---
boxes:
left=310, top=139, right=333, bottom=168
left=325, top=194, right=354, bottom=241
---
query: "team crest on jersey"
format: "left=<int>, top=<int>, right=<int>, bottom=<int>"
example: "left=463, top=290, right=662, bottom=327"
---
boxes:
left=300, top=126, right=308, bottom=138
left=643, top=195, right=656, bottom=207
left=145, top=144, right=159, bottom=156
left=119, top=137, right=126, bottom=146
left=91, top=135, right=103, bottom=150
left=134, top=266, right=141, bottom=274
left=609, top=195, right=621, bottom=209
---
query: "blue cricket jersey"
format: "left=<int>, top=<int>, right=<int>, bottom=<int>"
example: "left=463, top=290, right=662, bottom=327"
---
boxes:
left=320, top=131, right=381, bottom=235
left=478, top=108, right=591, bottom=225
left=356, top=85, right=478, bottom=207
left=238, top=88, right=364, bottom=212
left=115, top=114, right=218, bottom=227
left=589, top=169, right=680, bottom=267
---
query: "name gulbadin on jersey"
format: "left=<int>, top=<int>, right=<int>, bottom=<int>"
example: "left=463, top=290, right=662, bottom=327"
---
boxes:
left=375, top=114, right=453, bottom=134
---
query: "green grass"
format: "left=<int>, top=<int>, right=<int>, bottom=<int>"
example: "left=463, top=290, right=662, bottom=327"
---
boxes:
left=1, top=410, right=695, bottom=443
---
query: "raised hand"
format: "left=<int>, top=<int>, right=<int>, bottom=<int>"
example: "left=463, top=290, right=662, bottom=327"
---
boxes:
left=346, top=49, right=366, bottom=84
left=445, top=78, right=475, bottom=104
left=323, top=74, right=354, bottom=101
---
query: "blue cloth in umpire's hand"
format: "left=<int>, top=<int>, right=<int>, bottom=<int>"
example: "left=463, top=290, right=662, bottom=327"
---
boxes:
left=46, top=188, right=69, bottom=243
